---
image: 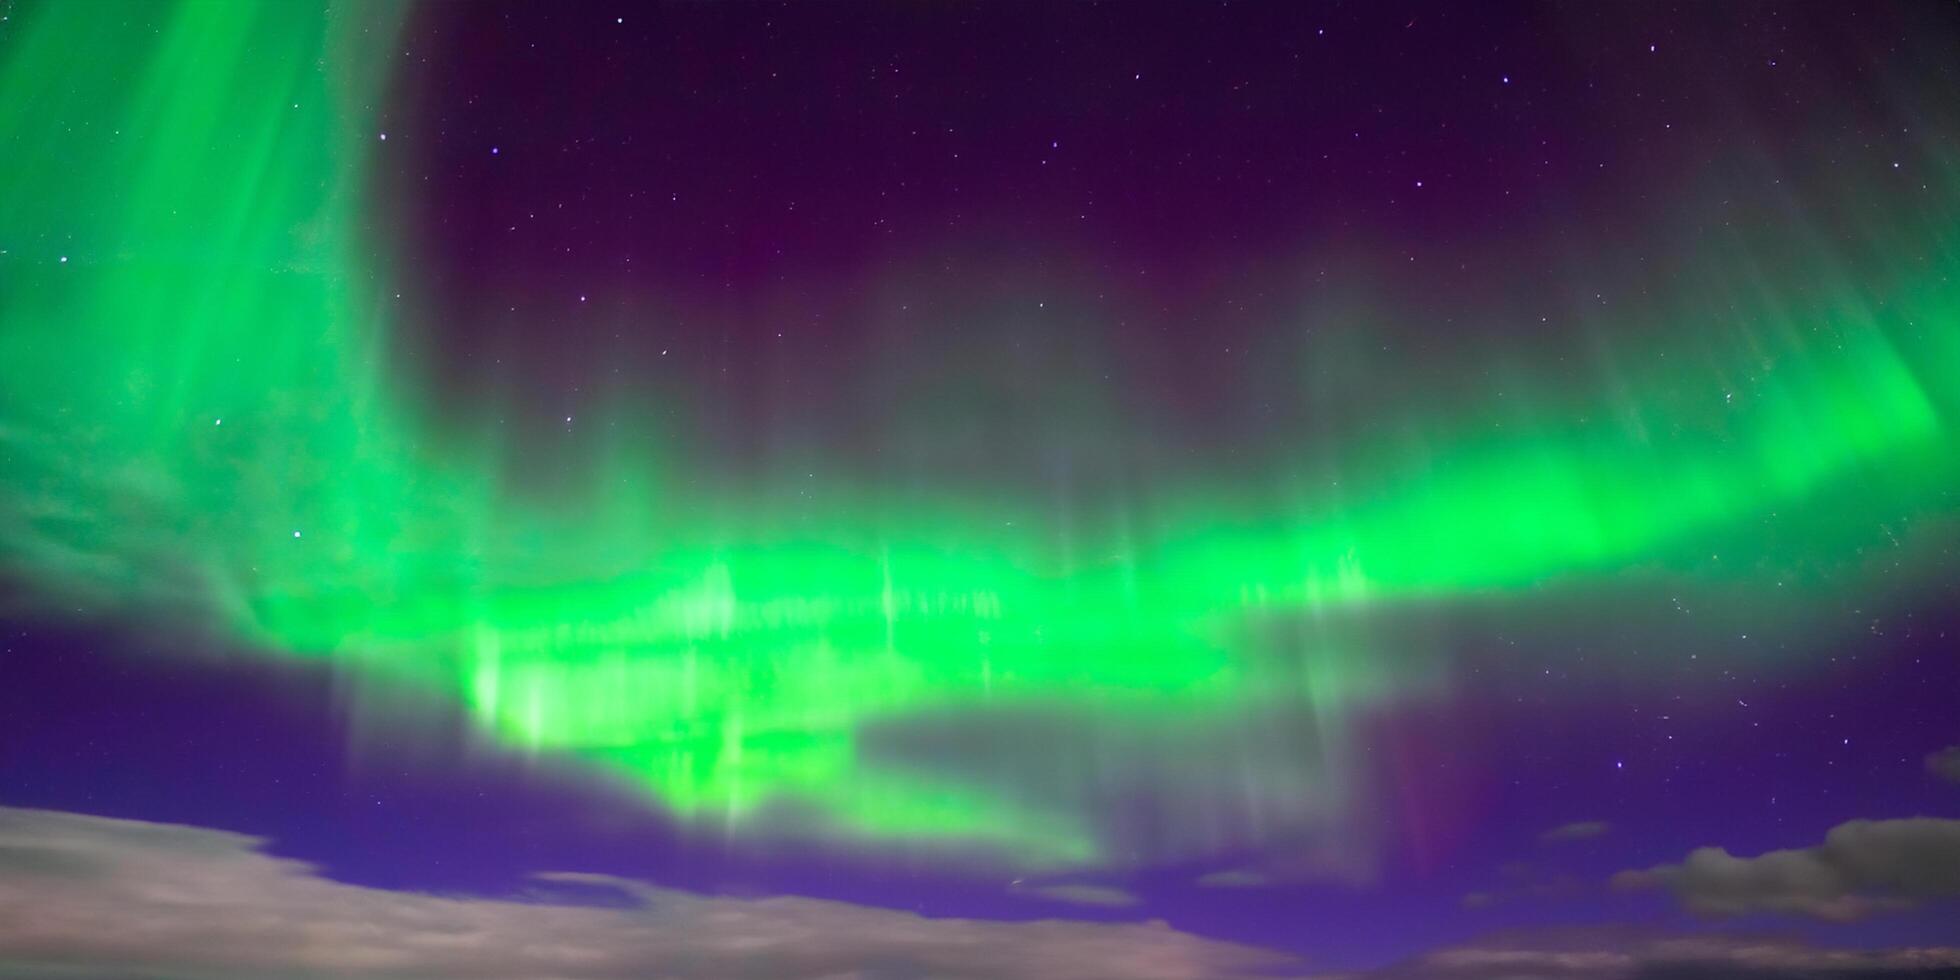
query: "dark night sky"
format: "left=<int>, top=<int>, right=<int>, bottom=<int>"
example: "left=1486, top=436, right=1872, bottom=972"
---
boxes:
left=3, top=2, right=1960, bottom=978
left=370, top=2, right=1951, bottom=488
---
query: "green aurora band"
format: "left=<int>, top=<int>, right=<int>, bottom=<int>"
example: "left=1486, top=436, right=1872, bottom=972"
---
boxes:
left=3, top=3, right=1959, bottom=869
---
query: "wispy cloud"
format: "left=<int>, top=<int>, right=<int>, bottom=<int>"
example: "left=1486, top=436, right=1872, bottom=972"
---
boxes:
left=1927, top=746, right=1960, bottom=784
left=1008, top=881, right=1141, bottom=907
left=1459, top=861, right=1584, bottom=910
left=0, top=806, right=1297, bottom=979
left=1540, top=820, right=1610, bottom=844
left=1196, top=869, right=1268, bottom=888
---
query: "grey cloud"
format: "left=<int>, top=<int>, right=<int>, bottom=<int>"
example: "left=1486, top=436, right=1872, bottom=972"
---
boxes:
left=1011, top=882, right=1140, bottom=907
left=1611, top=816, right=1960, bottom=921
left=1459, top=862, right=1585, bottom=910
left=1927, top=746, right=1960, bottom=784
left=1317, top=926, right=1960, bottom=980
left=0, top=806, right=1297, bottom=980
left=1185, top=832, right=1383, bottom=892
left=1542, top=821, right=1611, bottom=843
left=1196, top=869, right=1268, bottom=888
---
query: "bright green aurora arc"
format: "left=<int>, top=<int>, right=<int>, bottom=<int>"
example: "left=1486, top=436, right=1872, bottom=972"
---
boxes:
left=3, top=1, right=1959, bottom=873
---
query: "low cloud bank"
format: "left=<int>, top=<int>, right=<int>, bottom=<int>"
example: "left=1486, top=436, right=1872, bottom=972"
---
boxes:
left=1321, top=927, right=1960, bottom=980
left=0, top=806, right=1294, bottom=979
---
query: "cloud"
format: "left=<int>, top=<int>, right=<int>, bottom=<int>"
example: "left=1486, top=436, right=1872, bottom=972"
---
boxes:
left=1928, top=746, right=1960, bottom=784
left=1182, top=833, right=1382, bottom=892
left=1011, top=881, right=1141, bottom=907
left=1196, top=869, right=1268, bottom=888
left=1317, top=926, right=1960, bottom=979
left=0, top=806, right=1298, bottom=980
left=1611, top=816, right=1960, bottom=921
left=1542, top=821, right=1611, bottom=843
left=1460, top=862, right=1585, bottom=910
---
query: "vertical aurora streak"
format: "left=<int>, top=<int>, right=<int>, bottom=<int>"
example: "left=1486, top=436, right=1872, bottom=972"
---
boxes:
left=4, top=0, right=1959, bottom=874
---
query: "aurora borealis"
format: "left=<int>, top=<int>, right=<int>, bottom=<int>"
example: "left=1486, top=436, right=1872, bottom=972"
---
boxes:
left=4, top=2, right=1960, bottom=977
